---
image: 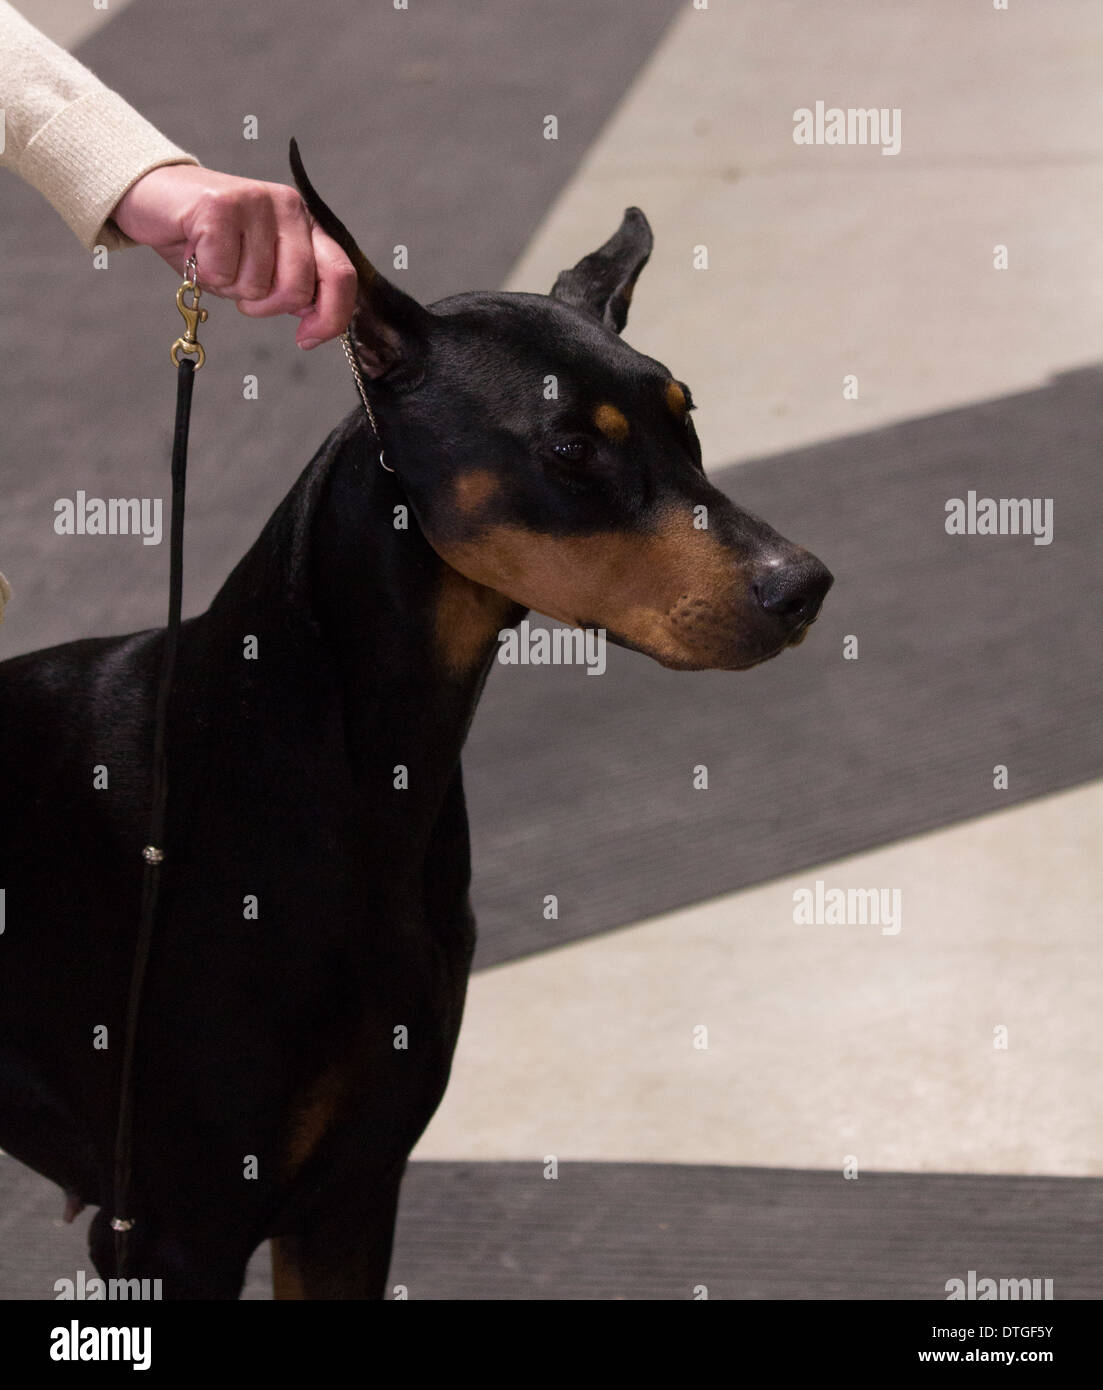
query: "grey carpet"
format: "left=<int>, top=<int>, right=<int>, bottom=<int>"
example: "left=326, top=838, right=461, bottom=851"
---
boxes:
left=378, top=1163, right=1101, bottom=1301
left=4, top=1154, right=1094, bottom=1300
left=465, top=365, right=1103, bottom=966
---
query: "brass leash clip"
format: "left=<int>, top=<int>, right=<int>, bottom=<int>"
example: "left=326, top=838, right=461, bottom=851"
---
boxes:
left=170, top=254, right=207, bottom=369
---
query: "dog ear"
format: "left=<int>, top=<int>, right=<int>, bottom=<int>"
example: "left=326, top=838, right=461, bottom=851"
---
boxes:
left=549, top=208, right=653, bottom=334
left=289, top=138, right=432, bottom=380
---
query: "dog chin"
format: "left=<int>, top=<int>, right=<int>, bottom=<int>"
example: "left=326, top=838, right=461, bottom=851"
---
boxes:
left=605, top=629, right=788, bottom=673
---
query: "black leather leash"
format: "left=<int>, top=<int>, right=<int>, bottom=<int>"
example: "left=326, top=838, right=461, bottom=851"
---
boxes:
left=111, top=257, right=207, bottom=1273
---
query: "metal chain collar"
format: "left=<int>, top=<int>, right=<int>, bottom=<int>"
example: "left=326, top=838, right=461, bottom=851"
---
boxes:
left=340, top=329, right=393, bottom=472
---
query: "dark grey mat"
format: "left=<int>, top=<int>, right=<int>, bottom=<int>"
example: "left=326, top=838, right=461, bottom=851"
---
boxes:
left=380, top=1163, right=1101, bottom=1301
left=4, top=1156, right=1095, bottom=1300
left=464, top=366, right=1103, bottom=966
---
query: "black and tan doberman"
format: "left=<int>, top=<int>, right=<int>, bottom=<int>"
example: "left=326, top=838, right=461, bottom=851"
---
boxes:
left=0, top=143, right=831, bottom=1298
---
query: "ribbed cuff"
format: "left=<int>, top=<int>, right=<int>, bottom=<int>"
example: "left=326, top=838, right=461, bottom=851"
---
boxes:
left=18, top=87, right=198, bottom=251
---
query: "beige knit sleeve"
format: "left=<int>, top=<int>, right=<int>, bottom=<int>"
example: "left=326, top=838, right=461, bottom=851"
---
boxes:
left=0, top=1, right=198, bottom=251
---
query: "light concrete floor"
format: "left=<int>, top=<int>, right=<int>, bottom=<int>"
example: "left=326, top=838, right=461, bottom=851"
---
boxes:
left=415, top=779, right=1103, bottom=1176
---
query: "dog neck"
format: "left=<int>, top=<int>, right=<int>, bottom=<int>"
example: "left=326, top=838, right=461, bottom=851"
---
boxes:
left=203, top=411, right=520, bottom=816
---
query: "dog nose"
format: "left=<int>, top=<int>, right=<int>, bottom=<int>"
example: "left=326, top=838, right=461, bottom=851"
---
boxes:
left=753, top=556, right=833, bottom=625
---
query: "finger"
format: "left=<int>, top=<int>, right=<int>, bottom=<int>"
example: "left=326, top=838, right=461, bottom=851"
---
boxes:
left=189, top=197, right=245, bottom=291
left=235, top=193, right=316, bottom=318
left=231, top=193, right=277, bottom=302
left=295, top=225, right=358, bottom=347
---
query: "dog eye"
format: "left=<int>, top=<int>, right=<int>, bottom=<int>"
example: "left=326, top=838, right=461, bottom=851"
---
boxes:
left=551, top=439, right=594, bottom=464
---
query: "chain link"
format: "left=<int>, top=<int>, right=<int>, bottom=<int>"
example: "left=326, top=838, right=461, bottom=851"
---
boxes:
left=340, top=330, right=392, bottom=472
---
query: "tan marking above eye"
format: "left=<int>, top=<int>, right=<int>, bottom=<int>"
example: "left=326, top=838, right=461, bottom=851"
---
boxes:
left=593, top=402, right=630, bottom=442
left=664, top=380, right=687, bottom=419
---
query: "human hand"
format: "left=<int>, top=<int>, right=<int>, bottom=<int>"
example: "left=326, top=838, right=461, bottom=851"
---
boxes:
left=110, top=164, right=358, bottom=349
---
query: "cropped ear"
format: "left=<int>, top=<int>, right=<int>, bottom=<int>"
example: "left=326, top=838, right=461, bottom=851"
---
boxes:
left=550, top=207, right=653, bottom=334
left=289, top=138, right=433, bottom=379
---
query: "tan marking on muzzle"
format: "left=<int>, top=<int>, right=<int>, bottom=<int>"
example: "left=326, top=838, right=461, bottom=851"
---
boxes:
left=437, top=507, right=751, bottom=669
left=593, top=402, right=630, bottom=442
